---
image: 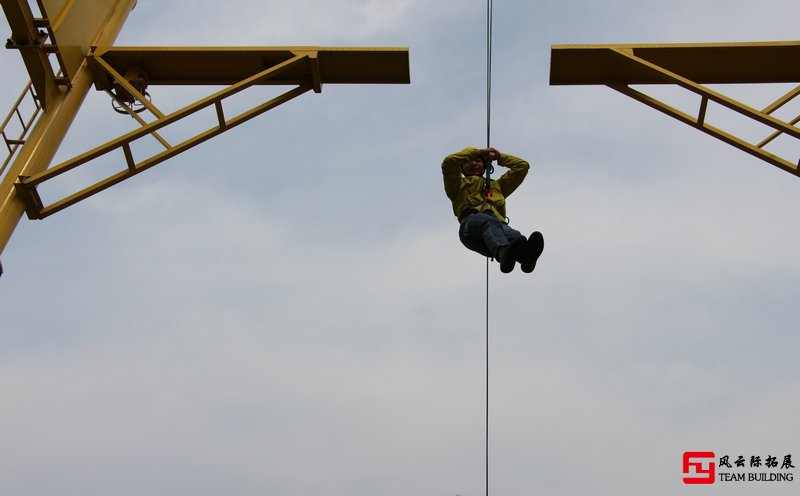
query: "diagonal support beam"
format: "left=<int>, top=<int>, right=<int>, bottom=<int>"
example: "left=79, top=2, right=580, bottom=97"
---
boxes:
left=550, top=42, right=800, bottom=177
left=607, top=83, right=798, bottom=176
left=762, top=84, right=800, bottom=115
left=607, top=48, right=800, bottom=141
left=16, top=54, right=314, bottom=218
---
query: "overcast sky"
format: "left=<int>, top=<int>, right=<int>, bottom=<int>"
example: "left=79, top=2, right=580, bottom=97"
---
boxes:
left=1, top=1, right=799, bottom=495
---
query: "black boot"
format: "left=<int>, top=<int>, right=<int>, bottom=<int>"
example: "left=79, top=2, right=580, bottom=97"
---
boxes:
left=497, top=237, right=525, bottom=273
left=519, top=231, right=544, bottom=273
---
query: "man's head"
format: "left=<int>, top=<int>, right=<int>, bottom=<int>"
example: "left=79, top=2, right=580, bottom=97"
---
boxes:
left=461, top=157, right=485, bottom=177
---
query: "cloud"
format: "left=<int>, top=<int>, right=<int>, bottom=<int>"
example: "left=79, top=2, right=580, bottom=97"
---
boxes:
left=117, top=0, right=458, bottom=46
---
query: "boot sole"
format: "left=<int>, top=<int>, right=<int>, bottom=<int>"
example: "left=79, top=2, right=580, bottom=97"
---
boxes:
left=520, top=231, right=544, bottom=273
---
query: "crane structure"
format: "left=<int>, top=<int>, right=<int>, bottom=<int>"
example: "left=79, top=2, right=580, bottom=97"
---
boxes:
left=0, top=0, right=409, bottom=257
left=550, top=41, right=800, bottom=177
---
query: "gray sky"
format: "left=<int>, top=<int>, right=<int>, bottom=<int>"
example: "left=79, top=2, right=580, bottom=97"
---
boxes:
left=1, top=1, right=799, bottom=495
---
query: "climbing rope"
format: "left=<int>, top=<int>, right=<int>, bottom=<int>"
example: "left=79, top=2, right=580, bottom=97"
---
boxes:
left=486, top=0, right=493, bottom=149
left=484, top=1, right=493, bottom=496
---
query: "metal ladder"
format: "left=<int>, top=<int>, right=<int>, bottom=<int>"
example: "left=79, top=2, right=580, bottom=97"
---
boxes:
left=0, top=80, right=42, bottom=178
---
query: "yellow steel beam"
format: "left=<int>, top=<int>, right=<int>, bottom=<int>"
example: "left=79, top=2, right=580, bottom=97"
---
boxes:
left=38, top=0, right=120, bottom=80
left=550, top=41, right=800, bottom=85
left=90, top=46, right=411, bottom=88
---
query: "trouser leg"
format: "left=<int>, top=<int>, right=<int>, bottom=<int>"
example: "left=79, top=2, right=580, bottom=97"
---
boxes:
left=459, top=213, right=523, bottom=259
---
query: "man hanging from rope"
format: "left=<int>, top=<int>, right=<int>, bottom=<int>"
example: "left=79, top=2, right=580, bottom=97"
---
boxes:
left=442, top=146, right=544, bottom=273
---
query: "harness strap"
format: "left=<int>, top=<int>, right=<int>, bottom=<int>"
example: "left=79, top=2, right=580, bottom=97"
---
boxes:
left=481, top=157, right=494, bottom=204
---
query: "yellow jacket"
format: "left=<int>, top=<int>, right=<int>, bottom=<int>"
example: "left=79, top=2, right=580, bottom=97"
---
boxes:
left=441, top=147, right=529, bottom=222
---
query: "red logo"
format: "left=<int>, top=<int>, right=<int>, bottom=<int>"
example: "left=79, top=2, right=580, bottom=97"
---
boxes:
left=683, top=452, right=716, bottom=484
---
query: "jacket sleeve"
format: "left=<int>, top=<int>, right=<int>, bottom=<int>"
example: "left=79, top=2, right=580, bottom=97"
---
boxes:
left=441, top=147, right=477, bottom=199
left=495, top=152, right=529, bottom=197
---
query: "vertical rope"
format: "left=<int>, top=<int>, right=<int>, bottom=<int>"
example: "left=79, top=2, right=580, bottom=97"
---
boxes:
left=484, top=2, right=493, bottom=496
left=485, top=255, right=490, bottom=496
left=486, top=0, right=493, bottom=149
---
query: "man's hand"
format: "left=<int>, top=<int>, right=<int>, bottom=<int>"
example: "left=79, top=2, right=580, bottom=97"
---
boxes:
left=474, top=147, right=500, bottom=162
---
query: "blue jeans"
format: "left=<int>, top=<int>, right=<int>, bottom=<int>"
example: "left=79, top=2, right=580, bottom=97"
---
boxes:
left=459, top=212, right=524, bottom=259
